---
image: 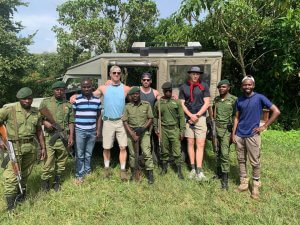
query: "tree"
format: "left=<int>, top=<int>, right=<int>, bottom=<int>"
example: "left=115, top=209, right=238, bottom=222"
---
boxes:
left=53, top=0, right=159, bottom=72
left=152, top=16, right=193, bottom=43
left=178, top=0, right=300, bottom=129
left=0, top=0, right=34, bottom=106
left=21, top=53, right=64, bottom=98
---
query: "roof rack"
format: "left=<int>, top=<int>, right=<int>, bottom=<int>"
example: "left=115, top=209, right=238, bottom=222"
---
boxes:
left=132, top=42, right=202, bottom=56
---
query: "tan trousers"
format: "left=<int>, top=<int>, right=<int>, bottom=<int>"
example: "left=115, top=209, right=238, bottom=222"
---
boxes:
left=235, top=134, right=261, bottom=179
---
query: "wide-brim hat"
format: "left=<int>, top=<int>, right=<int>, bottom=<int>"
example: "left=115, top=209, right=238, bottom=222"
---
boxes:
left=188, top=66, right=204, bottom=74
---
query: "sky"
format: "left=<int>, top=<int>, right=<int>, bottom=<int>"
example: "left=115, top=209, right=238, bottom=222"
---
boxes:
left=14, top=0, right=183, bottom=53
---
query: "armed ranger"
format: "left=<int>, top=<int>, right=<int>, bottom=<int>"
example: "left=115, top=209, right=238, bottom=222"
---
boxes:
left=39, top=107, right=72, bottom=157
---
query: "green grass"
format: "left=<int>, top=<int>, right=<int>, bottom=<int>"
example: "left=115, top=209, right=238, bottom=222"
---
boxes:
left=0, top=130, right=299, bottom=225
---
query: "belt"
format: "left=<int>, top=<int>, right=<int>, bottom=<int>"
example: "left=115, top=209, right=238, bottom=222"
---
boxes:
left=216, top=122, right=228, bottom=129
left=162, top=124, right=178, bottom=129
left=103, top=116, right=122, bottom=121
left=10, top=138, right=34, bottom=144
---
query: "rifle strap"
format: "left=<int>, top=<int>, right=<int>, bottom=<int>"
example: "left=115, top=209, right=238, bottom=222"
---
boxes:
left=213, top=101, right=217, bottom=120
left=12, top=107, right=20, bottom=148
left=158, top=98, right=162, bottom=143
left=51, top=98, right=66, bottom=130
left=12, top=106, right=22, bottom=170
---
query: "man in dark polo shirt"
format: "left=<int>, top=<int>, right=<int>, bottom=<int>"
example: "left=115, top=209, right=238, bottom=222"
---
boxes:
left=179, top=66, right=210, bottom=181
left=232, top=75, right=280, bottom=199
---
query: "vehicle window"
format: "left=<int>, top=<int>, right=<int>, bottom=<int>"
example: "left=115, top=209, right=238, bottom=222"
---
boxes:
left=169, top=65, right=211, bottom=88
left=107, top=66, right=158, bottom=88
left=66, top=78, right=98, bottom=90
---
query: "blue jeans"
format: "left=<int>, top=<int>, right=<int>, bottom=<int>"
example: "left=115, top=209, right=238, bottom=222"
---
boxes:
left=75, top=128, right=96, bottom=178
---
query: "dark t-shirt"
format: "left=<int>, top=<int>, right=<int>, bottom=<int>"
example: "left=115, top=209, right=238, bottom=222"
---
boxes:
left=236, top=92, right=272, bottom=137
left=179, top=82, right=210, bottom=116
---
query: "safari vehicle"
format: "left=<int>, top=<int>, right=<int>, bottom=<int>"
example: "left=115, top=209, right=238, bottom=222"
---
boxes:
left=63, top=42, right=223, bottom=101
left=62, top=42, right=223, bottom=162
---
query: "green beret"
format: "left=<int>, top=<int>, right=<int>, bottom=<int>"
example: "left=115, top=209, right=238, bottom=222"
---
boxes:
left=16, top=87, right=33, bottom=99
left=217, top=79, right=230, bottom=87
left=52, top=81, right=66, bottom=89
left=162, top=82, right=172, bottom=90
left=128, top=86, right=140, bottom=95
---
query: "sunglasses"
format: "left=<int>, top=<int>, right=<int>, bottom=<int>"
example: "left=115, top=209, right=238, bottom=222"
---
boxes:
left=112, top=72, right=121, bottom=75
left=142, top=79, right=151, bottom=82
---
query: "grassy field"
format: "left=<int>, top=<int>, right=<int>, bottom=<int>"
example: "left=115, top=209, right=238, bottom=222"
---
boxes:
left=0, top=130, right=299, bottom=225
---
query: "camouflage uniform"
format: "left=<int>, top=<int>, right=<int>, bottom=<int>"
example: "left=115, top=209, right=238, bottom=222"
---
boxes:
left=39, top=97, right=74, bottom=182
left=0, top=103, right=42, bottom=197
left=213, top=93, right=237, bottom=174
left=123, top=100, right=154, bottom=170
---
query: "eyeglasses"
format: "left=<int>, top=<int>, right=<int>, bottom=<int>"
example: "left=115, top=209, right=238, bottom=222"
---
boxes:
left=142, top=79, right=151, bottom=82
left=112, top=72, right=121, bottom=75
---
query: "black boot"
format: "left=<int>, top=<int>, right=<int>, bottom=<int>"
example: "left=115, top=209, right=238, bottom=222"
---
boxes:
left=160, top=163, right=168, bottom=175
left=177, top=166, right=184, bottom=180
left=6, top=195, right=17, bottom=211
left=53, top=176, right=61, bottom=192
left=147, top=170, right=154, bottom=184
left=130, top=168, right=135, bottom=181
left=212, top=166, right=222, bottom=180
left=16, top=189, right=26, bottom=203
left=41, top=179, right=50, bottom=192
left=221, top=173, right=228, bottom=190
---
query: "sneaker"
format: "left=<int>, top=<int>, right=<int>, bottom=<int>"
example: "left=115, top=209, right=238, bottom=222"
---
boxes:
left=189, top=169, right=197, bottom=179
left=74, top=177, right=84, bottom=185
left=103, top=167, right=113, bottom=178
left=195, top=172, right=208, bottom=182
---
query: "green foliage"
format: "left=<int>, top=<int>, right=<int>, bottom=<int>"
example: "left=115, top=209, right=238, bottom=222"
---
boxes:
left=21, top=53, right=66, bottom=98
left=0, top=131, right=299, bottom=224
left=53, top=0, right=159, bottom=71
left=178, top=0, right=300, bottom=129
left=152, top=16, right=193, bottom=43
left=0, top=0, right=34, bottom=106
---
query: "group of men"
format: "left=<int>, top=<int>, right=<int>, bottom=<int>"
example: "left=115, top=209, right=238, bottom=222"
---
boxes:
left=0, top=65, right=280, bottom=211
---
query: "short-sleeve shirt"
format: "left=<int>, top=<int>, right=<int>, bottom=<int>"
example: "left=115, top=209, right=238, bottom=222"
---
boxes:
left=122, top=101, right=153, bottom=128
left=153, top=98, right=186, bottom=133
left=0, top=103, right=42, bottom=140
left=39, top=97, right=74, bottom=134
left=236, top=92, right=272, bottom=137
left=179, top=82, right=210, bottom=116
left=72, top=94, right=101, bottom=131
left=213, top=94, right=237, bottom=125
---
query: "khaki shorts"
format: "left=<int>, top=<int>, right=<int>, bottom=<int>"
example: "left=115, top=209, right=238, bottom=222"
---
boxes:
left=185, top=116, right=207, bottom=139
left=102, top=120, right=127, bottom=149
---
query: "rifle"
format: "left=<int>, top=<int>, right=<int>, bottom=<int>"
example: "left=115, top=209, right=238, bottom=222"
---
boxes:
left=210, top=119, right=218, bottom=153
left=39, top=107, right=73, bottom=158
left=208, top=106, right=218, bottom=153
left=0, top=125, right=23, bottom=195
left=157, top=99, right=162, bottom=164
left=133, top=139, right=142, bottom=182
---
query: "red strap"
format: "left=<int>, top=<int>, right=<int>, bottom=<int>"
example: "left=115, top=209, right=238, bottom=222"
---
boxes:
left=188, top=81, right=205, bottom=102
